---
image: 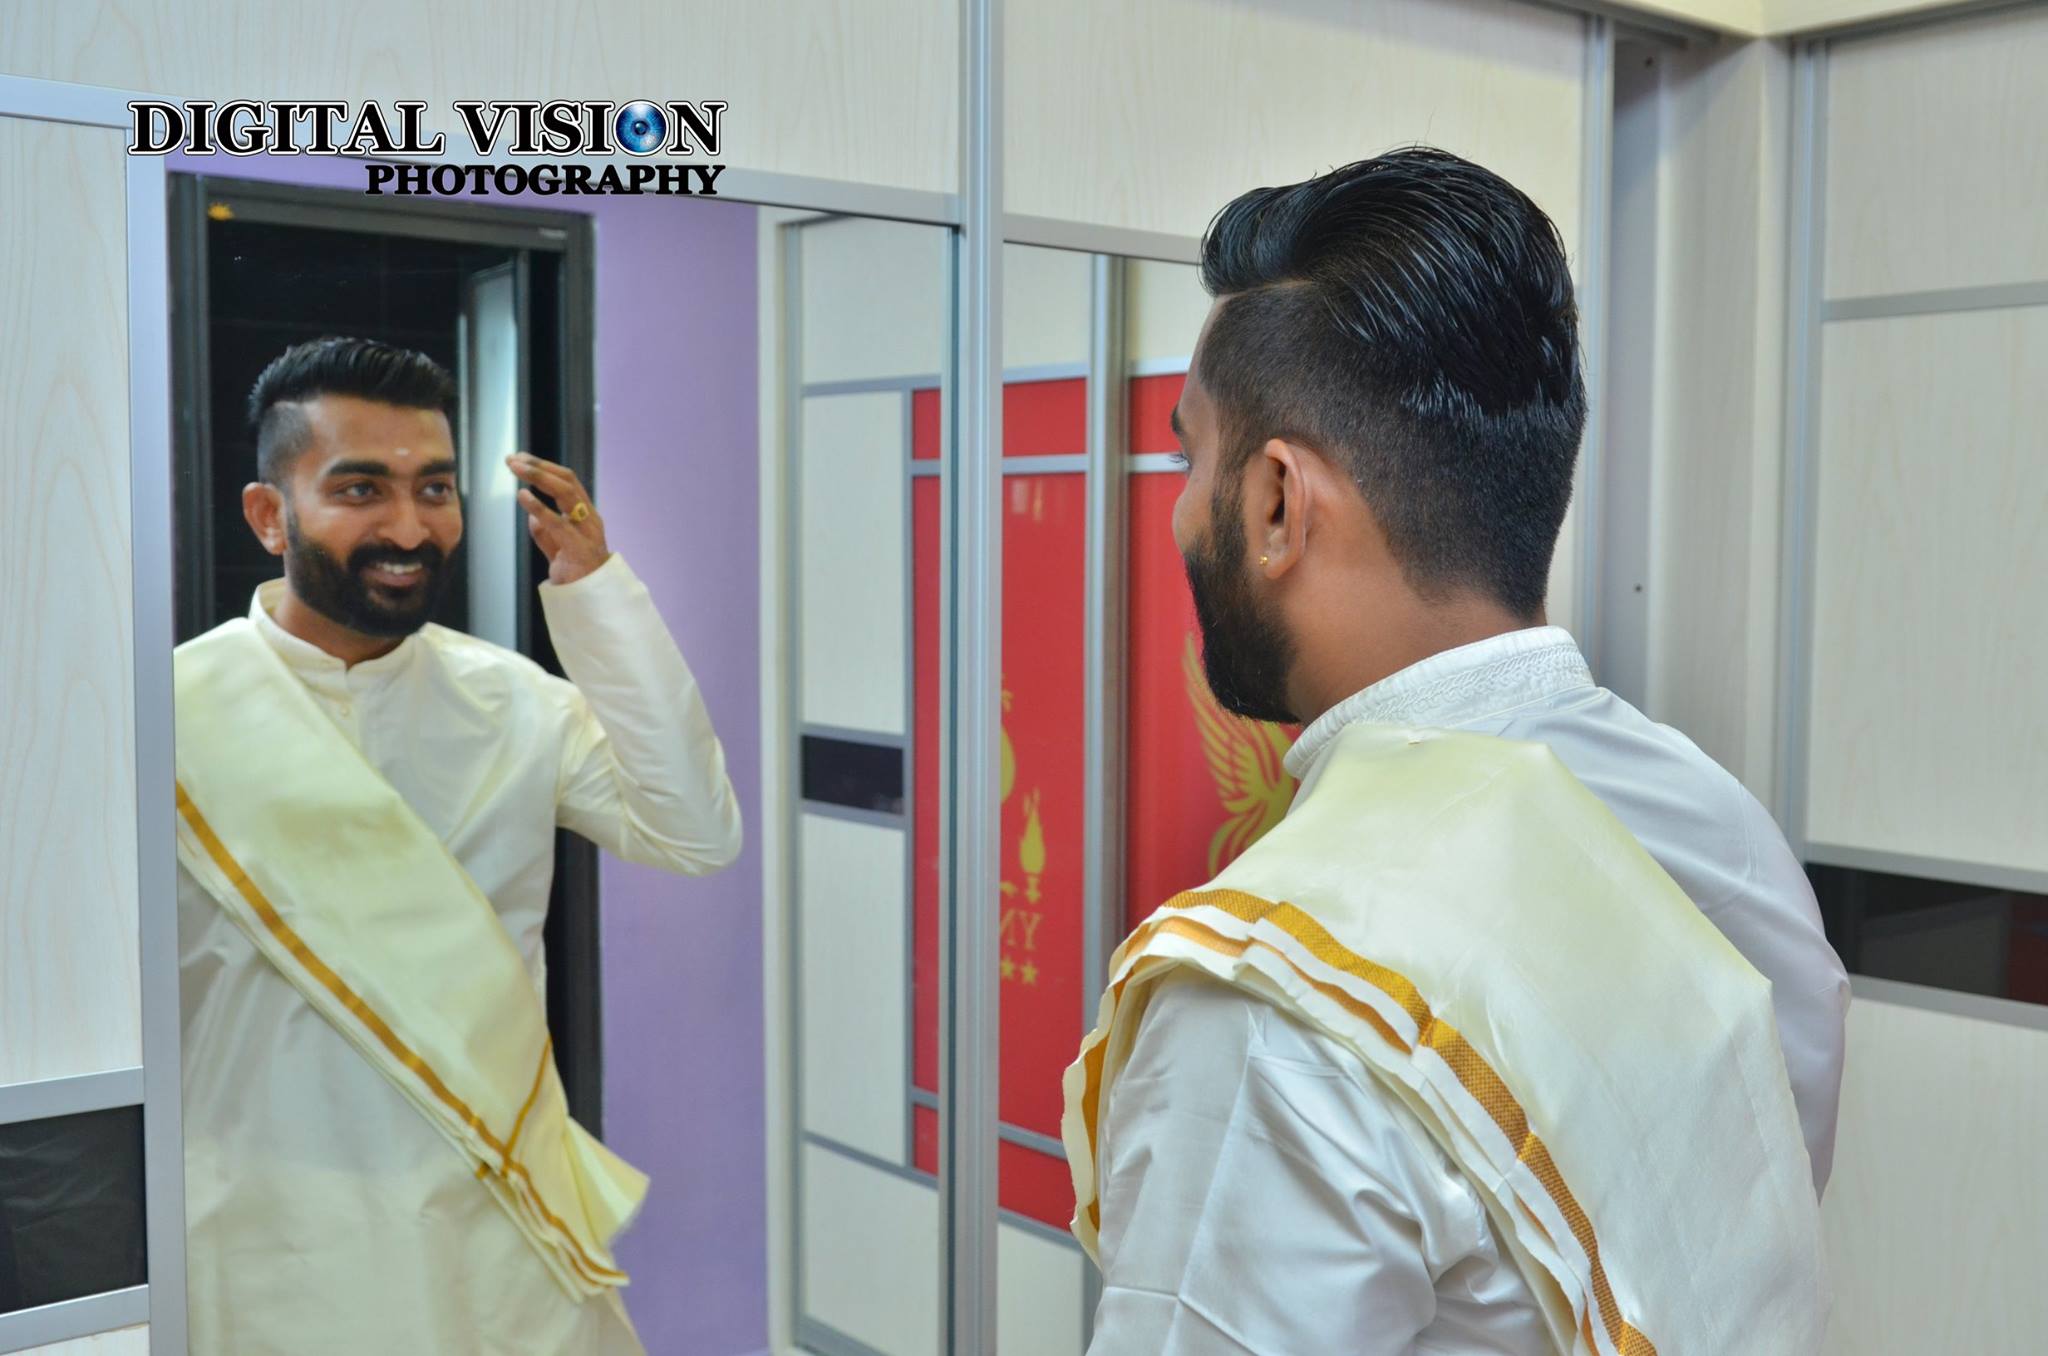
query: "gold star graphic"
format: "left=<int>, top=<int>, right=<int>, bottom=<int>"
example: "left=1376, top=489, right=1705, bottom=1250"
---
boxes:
left=1000, top=955, right=1016, bottom=981
left=1021, top=962, right=1039, bottom=986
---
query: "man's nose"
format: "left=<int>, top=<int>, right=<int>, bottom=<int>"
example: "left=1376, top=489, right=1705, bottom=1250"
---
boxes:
left=380, top=495, right=430, bottom=550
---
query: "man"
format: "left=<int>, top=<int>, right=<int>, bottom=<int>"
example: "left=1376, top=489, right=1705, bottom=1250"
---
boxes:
left=1064, top=150, right=1846, bottom=1353
left=174, top=337, right=741, bottom=1354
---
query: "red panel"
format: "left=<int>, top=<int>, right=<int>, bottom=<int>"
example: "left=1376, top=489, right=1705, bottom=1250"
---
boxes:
left=917, top=460, right=1094, bottom=1112
left=912, top=386, right=941, bottom=461
left=998, top=1139, right=1076, bottom=1229
left=914, top=478, right=941, bottom=1094
left=912, top=380, right=1091, bottom=1234
left=2007, top=897, right=2048, bottom=1004
left=1123, top=447, right=1299, bottom=936
left=910, top=379, right=1085, bottom=459
left=911, top=1108, right=1076, bottom=1231
left=993, top=473, right=1088, bottom=1138
left=1128, top=371, right=1187, bottom=455
left=1004, top=378, right=1087, bottom=457
left=915, top=472, right=1092, bottom=1133
left=914, top=1103, right=937, bottom=1175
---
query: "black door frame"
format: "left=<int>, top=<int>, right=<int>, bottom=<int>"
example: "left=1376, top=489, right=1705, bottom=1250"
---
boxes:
left=166, top=173, right=607, bottom=1133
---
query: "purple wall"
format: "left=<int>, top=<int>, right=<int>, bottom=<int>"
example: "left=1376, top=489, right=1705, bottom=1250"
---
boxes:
left=170, top=153, right=767, bottom=1355
left=589, top=193, right=765, bottom=1356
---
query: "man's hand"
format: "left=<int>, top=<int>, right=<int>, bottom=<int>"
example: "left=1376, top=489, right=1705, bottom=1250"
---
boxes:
left=508, top=452, right=611, bottom=586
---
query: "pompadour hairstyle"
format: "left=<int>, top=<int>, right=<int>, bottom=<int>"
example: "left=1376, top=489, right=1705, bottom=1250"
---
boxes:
left=245, top=336, right=457, bottom=483
left=1196, top=146, right=1586, bottom=619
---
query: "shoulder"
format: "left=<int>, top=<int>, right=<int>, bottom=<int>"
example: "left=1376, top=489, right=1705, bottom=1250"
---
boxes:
left=418, top=624, right=545, bottom=681
left=1501, top=690, right=1798, bottom=914
left=172, top=616, right=256, bottom=661
left=1124, top=973, right=1441, bottom=1164
left=414, top=625, right=587, bottom=714
left=1117, top=971, right=1493, bottom=1256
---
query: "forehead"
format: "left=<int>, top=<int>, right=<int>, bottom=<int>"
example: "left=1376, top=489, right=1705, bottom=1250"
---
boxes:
left=1177, top=298, right=1228, bottom=427
left=299, top=394, right=453, bottom=469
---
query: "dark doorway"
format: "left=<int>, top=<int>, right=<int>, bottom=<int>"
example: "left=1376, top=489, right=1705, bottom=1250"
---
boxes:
left=167, top=174, right=606, bottom=1133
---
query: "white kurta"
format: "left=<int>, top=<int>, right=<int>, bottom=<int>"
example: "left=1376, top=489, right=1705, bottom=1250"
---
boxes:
left=177, top=554, right=741, bottom=1355
left=1089, top=626, right=1848, bottom=1355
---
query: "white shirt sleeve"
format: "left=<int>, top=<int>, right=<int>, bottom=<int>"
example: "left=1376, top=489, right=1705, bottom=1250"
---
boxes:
left=1087, top=972, right=1550, bottom=1356
left=535, top=552, right=744, bottom=875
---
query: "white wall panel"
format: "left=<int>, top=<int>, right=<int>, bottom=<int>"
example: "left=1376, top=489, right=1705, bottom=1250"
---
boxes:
left=0, top=116, right=141, bottom=1087
left=1126, top=259, right=1206, bottom=369
left=1637, top=37, right=1792, bottom=795
left=1006, top=0, right=1586, bottom=251
left=801, top=219, right=952, bottom=387
left=801, top=1144, right=939, bottom=1356
left=1824, top=5, right=2048, bottom=299
left=1805, top=307, right=2048, bottom=873
left=1822, top=992, right=2048, bottom=1354
left=998, top=1223, right=1085, bottom=1356
left=1005, top=244, right=1092, bottom=370
left=22, top=1326, right=150, bottom=1355
left=0, top=0, right=957, bottom=194
left=797, top=813, right=908, bottom=1161
left=798, top=392, right=909, bottom=736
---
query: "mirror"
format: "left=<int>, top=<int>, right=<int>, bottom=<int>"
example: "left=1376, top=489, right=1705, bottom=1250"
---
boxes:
left=163, top=160, right=954, bottom=1356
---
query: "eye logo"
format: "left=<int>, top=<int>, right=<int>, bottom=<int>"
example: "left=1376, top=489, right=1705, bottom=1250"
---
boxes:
left=614, top=101, right=667, bottom=155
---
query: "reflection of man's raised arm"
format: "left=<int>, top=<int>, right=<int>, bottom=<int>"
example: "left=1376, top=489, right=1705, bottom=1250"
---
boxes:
left=513, top=450, right=743, bottom=876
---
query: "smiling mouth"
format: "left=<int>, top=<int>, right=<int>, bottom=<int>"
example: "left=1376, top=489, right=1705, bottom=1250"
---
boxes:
left=361, top=561, right=429, bottom=590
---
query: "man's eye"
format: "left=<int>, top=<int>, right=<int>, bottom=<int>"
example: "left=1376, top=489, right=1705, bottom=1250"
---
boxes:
left=423, top=482, right=456, bottom=501
left=339, top=482, right=375, bottom=499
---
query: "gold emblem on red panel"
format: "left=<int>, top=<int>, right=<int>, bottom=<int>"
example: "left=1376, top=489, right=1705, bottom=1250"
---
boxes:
left=999, top=680, right=1043, bottom=986
left=1183, top=634, right=1297, bottom=877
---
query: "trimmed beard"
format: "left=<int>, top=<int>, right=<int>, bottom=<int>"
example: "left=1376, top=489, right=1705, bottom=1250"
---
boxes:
left=282, top=507, right=449, bottom=640
left=1181, top=478, right=1297, bottom=724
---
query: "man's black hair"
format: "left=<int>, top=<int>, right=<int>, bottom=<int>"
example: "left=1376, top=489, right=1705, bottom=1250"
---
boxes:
left=1196, top=146, right=1585, bottom=619
left=246, top=337, right=457, bottom=484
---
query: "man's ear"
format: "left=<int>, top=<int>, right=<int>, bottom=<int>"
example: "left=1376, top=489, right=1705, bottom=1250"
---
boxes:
left=243, top=482, right=287, bottom=557
left=1251, top=437, right=1315, bottom=579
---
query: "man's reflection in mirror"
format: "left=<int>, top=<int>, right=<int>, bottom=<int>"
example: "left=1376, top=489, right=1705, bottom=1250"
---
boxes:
left=174, top=337, right=740, bottom=1354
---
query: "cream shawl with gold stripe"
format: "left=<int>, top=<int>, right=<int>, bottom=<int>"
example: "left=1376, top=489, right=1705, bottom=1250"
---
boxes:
left=173, top=619, right=646, bottom=1303
left=1065, top=723, right=1826, bottom=1355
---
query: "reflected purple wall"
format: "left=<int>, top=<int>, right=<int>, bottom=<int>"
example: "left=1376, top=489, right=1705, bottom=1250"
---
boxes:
left=588, top=190, right=764, bottom=1356
left=169, top=152, right=767, bottom=1355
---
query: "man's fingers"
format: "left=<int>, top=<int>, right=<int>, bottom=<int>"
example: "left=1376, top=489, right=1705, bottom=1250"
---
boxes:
left=516, top=486, right=561, bottom=523
left=507, top=453, right=590, bottom=513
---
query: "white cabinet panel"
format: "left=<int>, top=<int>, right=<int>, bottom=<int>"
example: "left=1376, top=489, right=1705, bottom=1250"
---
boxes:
left=1805, top=307, right=2048, bottom=873
left=798, top=813, right=909, bottom=1161
left=0, top=116, right=141, bottom=1086
left=801, top=1143, right=939, bottom=1356
left=1825, top=6, right=2048, bottom=299
left=798, top=393, right=909, bottom=737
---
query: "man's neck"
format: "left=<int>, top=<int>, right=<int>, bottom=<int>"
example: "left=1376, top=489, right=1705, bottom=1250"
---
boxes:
left=1288, top=595, right=1541, bottom=728
left=269, top=586, right=404, bottom=667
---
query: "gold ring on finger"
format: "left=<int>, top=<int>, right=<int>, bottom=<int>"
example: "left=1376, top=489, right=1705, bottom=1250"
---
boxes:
left=568, top=501, right=592, bottom=525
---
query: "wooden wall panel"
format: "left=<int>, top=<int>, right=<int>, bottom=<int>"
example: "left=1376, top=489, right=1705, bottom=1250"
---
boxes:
left=0, top=116, right=142, bottom=1087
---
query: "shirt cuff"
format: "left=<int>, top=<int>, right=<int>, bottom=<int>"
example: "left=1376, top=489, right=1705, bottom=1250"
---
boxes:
left=537, top=551, right=636, bottom=610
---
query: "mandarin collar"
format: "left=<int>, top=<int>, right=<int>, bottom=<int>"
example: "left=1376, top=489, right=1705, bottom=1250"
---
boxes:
left=1282, top=626, right=1592, bottom=781
left=249, top=577, right=423, bottom=679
